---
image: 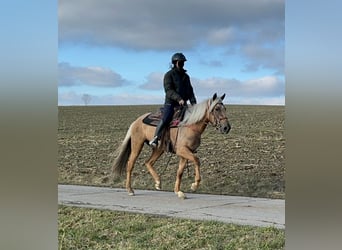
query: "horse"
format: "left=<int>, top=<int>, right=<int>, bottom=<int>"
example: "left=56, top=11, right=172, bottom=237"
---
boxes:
left=112, top=93, right=231, bottom=199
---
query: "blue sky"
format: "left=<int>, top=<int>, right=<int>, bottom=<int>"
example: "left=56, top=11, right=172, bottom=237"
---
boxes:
left=58, top=0, right=285, bottom=106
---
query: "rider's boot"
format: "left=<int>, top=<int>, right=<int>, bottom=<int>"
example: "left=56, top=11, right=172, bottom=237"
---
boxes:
left=149, top=120, right=164, bottom=147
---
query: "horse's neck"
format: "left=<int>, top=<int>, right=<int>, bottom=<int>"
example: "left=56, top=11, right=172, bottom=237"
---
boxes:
left=179, top=105, right=211, bottom=134
left=184, top=115, right=209, bottom=134
left=198, top=118, right=210, bottom=133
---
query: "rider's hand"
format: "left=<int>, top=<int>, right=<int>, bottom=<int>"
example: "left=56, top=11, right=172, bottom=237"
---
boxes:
left=178, top=99, right=185, bottom=106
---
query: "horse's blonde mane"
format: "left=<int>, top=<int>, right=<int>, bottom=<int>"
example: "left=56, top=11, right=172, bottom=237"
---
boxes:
left=179, top=97, right=222, bottom=126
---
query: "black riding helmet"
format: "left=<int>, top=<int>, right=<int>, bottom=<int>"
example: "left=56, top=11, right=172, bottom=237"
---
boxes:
left=171, top=53, right=187, bottom=64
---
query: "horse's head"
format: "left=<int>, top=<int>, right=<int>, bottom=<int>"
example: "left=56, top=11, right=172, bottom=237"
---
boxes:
left=208, top=93, right=231, bottom=134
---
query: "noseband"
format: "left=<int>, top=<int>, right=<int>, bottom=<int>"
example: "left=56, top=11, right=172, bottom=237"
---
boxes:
left=213, top=116, right=228, bottom=130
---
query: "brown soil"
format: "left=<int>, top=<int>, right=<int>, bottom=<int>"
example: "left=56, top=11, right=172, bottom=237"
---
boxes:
left=58, top=105, right=284, bottom=199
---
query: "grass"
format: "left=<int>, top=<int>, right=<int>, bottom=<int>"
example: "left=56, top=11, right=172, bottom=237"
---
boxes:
left=59, top=205, right=285, bottom=250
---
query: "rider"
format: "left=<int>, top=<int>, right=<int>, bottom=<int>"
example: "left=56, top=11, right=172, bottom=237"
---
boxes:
left=149, top=52, right=197, bottom=147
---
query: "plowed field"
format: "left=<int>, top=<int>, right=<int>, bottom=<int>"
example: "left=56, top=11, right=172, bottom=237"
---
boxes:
left=58, top=104, right=284, bottom=199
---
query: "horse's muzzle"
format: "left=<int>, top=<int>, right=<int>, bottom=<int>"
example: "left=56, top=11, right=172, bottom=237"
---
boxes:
left=221, top=123, right=231, bottom=134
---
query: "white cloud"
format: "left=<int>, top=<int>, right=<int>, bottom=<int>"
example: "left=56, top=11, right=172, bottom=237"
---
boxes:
left=244, top=76, right=280, bottom=93
left=193, top=75, right=284, bottom=98
left=58, top=62, right=129, bottom=87
left=139, top=72, right=164, bottom=90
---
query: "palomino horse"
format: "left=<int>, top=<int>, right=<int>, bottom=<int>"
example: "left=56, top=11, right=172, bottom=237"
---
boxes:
left=112, top=93, right=231, bottom=199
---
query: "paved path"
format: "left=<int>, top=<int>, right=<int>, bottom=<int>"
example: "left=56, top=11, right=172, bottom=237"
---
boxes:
left=58, top=184, right=285, bottom=229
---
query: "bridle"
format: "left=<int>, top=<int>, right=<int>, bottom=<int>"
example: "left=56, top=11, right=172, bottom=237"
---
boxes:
left=214, top=116, right=228, bottom=130
left=207, top=100, right=228, bottom=130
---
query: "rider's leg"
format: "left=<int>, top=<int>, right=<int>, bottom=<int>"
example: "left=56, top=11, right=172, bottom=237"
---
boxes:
left=149, top=120, right=164, bottom=147
left=149, top=104, right=174, bottom=147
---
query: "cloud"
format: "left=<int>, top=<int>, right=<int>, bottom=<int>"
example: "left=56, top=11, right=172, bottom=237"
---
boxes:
left=241, top=43, right=284, bottom=74
left=58, top=0, right=284, bottom=51
left=193, top=75, right=284, bottom=98
left=59, top=0, right=284, bottom=74
left=206, top=27, right=236, bottom=46
left=58, top=62, right=129, bottom=87
left=139, top=72, right=164, bottom=90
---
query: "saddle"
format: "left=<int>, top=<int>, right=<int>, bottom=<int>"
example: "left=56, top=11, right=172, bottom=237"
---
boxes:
left=142, top=106, right=186, bottom=127
left=142, top=106, right=186, bottom=153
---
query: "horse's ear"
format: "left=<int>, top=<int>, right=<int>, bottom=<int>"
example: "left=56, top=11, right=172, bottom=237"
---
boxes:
left=220, top=93, right=226, bottom=100
left=213, top=93, right=217, bottom=100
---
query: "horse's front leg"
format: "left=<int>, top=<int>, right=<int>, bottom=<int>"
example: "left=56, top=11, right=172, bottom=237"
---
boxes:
left=177, top=147, right=201, bottom=193
left=190, top=154, right=201, bottom=192
left=174, top=157, right=187, bottom=199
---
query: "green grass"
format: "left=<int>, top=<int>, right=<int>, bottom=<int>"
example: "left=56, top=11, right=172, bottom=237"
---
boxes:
left=58, top=205, right=285, bottom=250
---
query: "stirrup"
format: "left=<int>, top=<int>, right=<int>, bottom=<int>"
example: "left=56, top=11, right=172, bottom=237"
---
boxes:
left=149, top=136, right=158, bottom=147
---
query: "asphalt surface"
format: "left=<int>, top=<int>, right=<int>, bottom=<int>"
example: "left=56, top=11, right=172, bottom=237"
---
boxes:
left=58, top=184, right=285, bottom=229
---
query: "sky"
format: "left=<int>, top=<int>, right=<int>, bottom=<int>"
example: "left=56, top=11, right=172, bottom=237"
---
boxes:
left=58, top=0, right=285, bottom=106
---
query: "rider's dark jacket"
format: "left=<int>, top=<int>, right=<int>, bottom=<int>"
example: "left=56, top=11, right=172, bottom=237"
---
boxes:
left=163, top=67, right=197, bottom=106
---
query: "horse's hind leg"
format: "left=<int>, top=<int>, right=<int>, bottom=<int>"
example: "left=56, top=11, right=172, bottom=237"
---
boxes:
left=145, top=148, right=164, bottom=190
left=126, top=142, right=144, bottom=196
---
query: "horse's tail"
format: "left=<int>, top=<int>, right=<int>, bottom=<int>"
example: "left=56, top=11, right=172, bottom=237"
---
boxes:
left=112, top=124, right=132, bottom=177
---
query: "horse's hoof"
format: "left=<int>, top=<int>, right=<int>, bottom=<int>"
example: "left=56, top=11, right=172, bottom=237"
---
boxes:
left=175, top=191, right=186, bottom=199
left=128, top=191, right=135, bottom=196
left=191, top=183, right=198, bottom=192
left=155, top=181, right=161, bottom=190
